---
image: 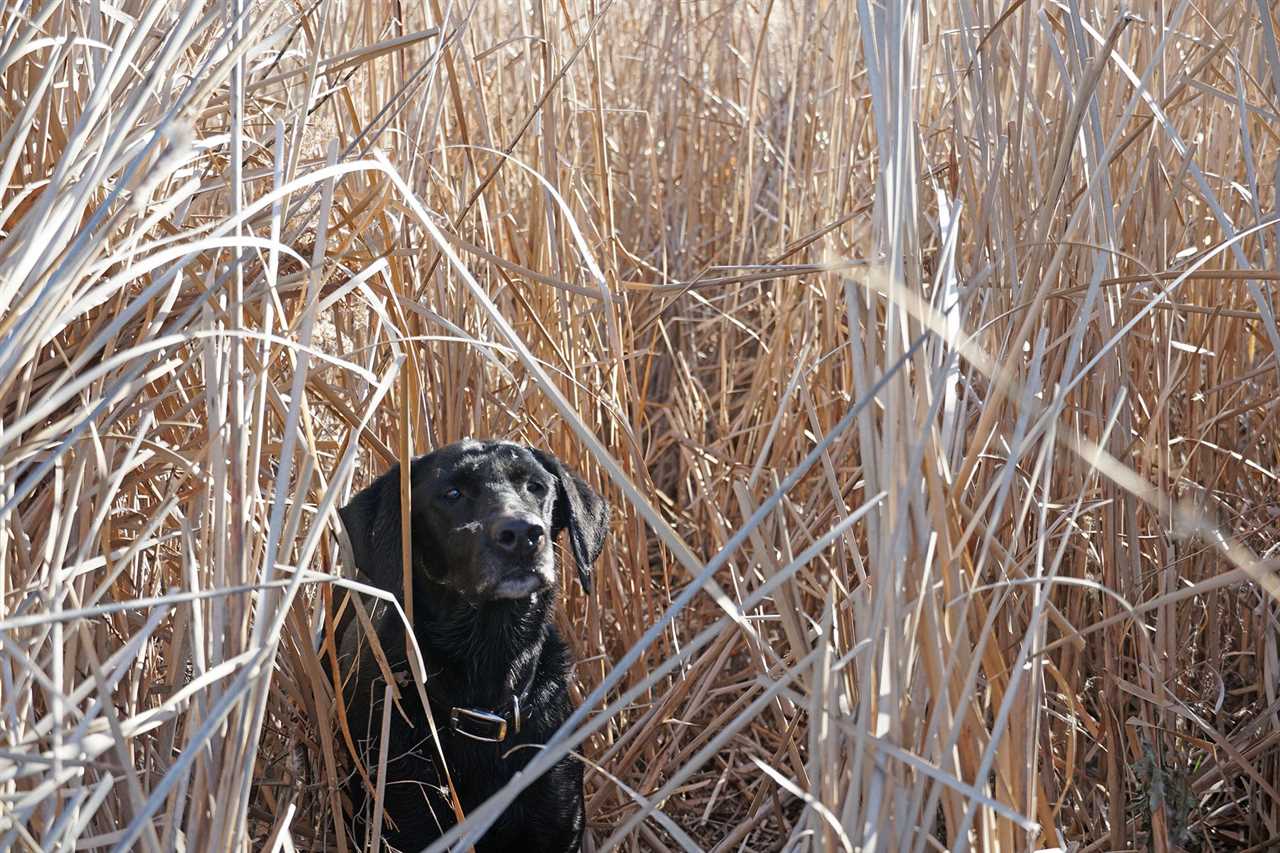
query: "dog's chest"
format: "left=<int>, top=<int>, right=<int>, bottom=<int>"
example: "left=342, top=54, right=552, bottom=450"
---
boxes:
left=374, top=699, right=548, bottom=804
left=382, top=664, right=553, bottom=753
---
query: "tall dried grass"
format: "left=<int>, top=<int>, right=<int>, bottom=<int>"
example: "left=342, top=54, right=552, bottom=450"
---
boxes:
left=2, top=0, right=1279, bottom=850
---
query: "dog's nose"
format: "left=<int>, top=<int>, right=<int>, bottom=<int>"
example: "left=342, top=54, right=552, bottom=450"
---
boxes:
left=489, top=516, right=546, bottom=554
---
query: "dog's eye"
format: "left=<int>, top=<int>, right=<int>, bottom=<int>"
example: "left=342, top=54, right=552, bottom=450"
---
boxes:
left=527, top=480, right=547, bottom=495
left=442, top=487, right=463, bottom=501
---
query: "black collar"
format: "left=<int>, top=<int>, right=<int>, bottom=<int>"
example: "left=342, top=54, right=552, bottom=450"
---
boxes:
left=420, top=663, right=538, bottom=744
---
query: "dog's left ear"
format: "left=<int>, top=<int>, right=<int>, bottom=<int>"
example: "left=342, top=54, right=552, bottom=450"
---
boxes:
left=531, top=448, right=609, bottom=592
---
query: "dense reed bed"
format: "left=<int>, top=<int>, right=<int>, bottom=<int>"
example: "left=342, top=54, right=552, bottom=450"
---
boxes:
left=1, top=0, right=1278, bottom=850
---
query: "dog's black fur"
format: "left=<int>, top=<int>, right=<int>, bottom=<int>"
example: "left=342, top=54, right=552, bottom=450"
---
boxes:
left=333, top=439, right=608, bottom=852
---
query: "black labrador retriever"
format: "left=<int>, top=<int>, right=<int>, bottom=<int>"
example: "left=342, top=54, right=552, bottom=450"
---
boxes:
left=333, top=439, right=608, bottom=852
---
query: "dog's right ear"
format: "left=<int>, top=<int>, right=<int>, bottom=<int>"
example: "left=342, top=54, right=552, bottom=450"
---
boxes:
left=337, top=469, right=397, bottom=590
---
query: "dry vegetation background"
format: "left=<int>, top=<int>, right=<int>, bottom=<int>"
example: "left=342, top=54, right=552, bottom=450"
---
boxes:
left=2, top=0, right=1279, bottom=850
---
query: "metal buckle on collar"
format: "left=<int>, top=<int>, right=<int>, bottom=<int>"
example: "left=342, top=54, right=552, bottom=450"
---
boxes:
left=450, top=707, right=508, bottom=743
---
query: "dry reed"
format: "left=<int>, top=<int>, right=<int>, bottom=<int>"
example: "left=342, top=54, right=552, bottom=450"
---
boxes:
left=1, top=0, right=1278, bottom=850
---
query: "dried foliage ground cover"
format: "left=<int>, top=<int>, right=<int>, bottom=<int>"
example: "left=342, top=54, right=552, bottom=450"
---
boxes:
left=1, top=0, right=1279, bottom=850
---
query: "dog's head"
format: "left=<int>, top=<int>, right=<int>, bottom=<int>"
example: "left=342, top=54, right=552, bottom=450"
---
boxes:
left=338, top=439, right=609, bottom=602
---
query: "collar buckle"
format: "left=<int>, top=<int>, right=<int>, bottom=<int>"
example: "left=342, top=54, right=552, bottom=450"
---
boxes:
left=450, top=707, right=509, bottom=742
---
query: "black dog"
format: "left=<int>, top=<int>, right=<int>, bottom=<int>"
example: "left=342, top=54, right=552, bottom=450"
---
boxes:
left=333, top=439, right=608, bottom=852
